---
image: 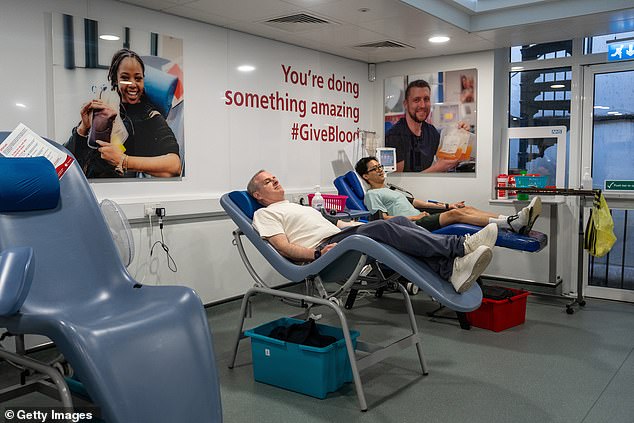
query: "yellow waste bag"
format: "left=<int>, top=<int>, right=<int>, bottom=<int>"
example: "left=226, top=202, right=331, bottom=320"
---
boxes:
left=584, top=193, right=616, bottom=257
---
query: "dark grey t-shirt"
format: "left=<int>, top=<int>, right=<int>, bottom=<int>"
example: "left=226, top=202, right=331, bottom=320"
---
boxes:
left=385, top=118, right=440, bottom=172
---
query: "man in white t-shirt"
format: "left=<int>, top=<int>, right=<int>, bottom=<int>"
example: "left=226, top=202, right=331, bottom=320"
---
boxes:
left=247, top=169, right=497, bottom=293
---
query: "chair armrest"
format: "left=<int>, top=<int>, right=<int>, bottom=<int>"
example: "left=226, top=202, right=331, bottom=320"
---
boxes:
left=0, top=247, right=34, bottom=315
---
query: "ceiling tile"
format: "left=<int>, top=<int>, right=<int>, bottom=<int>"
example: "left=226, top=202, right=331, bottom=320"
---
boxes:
left=182, top=0, right=300, bottom=22
left=163, top=4, right=239, bottom=27
left=117, top=0, right=634, bottom=63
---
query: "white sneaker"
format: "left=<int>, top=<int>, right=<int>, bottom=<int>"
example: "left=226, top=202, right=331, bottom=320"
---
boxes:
left=508, top=196, right=542, bottom=235
left=463, top=223, right=498, bottom=255
left=450, top=245, right=493, bottom=293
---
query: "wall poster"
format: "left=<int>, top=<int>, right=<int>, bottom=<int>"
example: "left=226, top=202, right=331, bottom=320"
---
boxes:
left=51, top=13, right=185, bottom=179
left=384, top=69, right=477, bottom=173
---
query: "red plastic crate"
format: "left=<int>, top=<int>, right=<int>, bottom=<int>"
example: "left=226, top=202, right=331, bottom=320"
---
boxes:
left=466, top=287, right=530, bottom=332
left=307, top=194, right=348, bottom=212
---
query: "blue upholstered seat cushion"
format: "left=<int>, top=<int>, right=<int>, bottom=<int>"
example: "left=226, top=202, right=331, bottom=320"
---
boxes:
left=228, top=191, right=263, bottom=220
left=0, top=157, right=60, bottom=212
left=334, top=171, right=367, bottom=211
left=344, top=171, right=365, bottom=201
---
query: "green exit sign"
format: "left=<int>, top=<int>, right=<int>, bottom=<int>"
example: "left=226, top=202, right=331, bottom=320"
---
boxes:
left=605, top=180, right=634, bottom=191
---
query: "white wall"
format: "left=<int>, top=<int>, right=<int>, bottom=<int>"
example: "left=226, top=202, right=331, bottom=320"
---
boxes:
left=0, top=0, right=575, bottom=302
left=375, top=53, right=558, bottom=286
left=0, top=0, right=373, bottom=303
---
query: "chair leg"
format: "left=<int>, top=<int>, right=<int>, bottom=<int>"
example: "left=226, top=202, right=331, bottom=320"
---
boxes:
left=427, top=303, right=472, bottom=331
left=0, top=347, right=74, bottom=408
left=396, top=284, right=428, bottom=375
left=323, top=299, right=368, bottom=412
left=235, top=286, right=369, bottom=411
left=228, top=288, right=256, bottom=369
left=344, top=289, right=358, bottom=310
left=456, top=312, right=471, bottom=330
left=426, top=303, right=445, bottom=318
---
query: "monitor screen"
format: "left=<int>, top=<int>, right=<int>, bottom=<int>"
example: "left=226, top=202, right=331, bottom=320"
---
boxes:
left=376, top=147, right=397, bottom=172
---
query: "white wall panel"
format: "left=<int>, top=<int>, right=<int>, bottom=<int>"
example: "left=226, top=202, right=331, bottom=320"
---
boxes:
left=225, top=30, right=370, bottom=193
left=0, top=0, right=373, bottom=303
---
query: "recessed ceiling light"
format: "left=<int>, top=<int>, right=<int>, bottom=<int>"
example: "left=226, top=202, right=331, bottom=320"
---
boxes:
left=358, top=7, right=370, bottom=12
left=99, top=34, right=120, bottom=41
left=429, top=36, right=450, bottom=43
left=593, top=105, right=610, bottom=110
left=550, top=84, right=565, bottom=89
left=607, top=111, right=622, bottom=115
left=15, top=103, right=26, bottom=108
left=237, top=65, right=256, bottom=72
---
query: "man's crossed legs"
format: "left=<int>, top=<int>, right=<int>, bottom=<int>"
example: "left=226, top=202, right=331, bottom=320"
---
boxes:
left=326, top=216, right=497, bottom=293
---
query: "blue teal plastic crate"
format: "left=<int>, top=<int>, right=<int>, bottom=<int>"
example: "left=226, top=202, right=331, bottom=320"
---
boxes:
left=515, top=175, right=548, bottom=188
left=245, top=317, right=360, bottom=399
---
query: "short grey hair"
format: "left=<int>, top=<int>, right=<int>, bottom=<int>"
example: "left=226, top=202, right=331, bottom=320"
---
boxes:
left=246, top=169, right=266, bottom=195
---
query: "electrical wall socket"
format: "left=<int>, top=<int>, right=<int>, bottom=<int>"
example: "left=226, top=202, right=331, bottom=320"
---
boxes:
left=144, top=203, right=162, bottom=217
left=291, top=194, right=308, bottom=205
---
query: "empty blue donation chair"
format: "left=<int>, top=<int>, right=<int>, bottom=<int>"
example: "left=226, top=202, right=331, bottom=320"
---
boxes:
left=0, top=135, right=222, bottom=423
left=221, top=190, right=482, bottom=411
left=334, top=170, right=547, bottom=253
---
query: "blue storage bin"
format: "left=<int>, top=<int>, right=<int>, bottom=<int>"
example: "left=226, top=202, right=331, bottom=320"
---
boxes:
left=515, top=175, right=548, bottom=188
left=245, top=317, right=360, bottom=399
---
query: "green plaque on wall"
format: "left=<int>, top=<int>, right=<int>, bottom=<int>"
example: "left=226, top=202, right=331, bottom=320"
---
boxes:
left=604, top=180, right=634, bottom=191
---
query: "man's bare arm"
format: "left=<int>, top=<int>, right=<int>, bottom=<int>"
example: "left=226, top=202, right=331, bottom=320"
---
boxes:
left=267, top=233, right=315, bottom=261
left=412, top=198, right=446, bottom=210
left=336, top=220, right=364, bottom=228
left=369, top=209, right=428, bottom=221
left=267, top=233, right=339, bottom=262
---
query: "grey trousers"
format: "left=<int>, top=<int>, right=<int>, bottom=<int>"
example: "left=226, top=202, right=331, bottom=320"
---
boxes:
left=325, top=216, right=465, bottom=279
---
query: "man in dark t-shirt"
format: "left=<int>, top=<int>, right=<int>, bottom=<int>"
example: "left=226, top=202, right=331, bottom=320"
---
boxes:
left=385, top=117, right=440, bottom=172
left=385, top=79, right=460, bottom=173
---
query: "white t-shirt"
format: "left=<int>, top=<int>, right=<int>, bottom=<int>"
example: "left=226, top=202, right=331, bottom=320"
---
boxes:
left=253, top=200, right=341, bottom=249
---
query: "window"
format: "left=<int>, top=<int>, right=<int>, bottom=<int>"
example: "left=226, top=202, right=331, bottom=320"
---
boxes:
left=511, top=40, right=572, bottom=62
left=591, top=70, right=634, bottom=188
left=509, top=67, right=571, bottom=129
left=584, top=32, right=634, bottom=54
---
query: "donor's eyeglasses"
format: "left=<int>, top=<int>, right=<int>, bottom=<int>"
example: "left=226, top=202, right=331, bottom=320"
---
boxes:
left=366, top=164, right=384, bottom=173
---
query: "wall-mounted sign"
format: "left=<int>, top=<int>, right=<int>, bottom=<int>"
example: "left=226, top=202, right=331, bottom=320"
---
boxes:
left=607, top=37, right=634, bottom=63
left=604, top=180, right=634, bottom=191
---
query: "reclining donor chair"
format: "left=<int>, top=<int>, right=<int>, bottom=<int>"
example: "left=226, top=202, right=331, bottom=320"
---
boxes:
left=0, top=133, right=222, bottom=423
left=221, top=190, right=483, bottom=411
left=334, top=170, right=548, bottom=328
left=335, top=170, right=547, bottom=252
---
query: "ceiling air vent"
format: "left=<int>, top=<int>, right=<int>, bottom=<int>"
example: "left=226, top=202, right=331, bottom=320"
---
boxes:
left=355, top=40, right=413, bottom=49
left=261, top=13, right=336, bottom=32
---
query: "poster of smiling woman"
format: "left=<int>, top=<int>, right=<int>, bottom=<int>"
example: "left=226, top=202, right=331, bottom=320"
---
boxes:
left=51, top=13, right=185, bottom=179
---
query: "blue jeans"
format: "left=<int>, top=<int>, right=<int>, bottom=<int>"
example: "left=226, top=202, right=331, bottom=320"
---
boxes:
left=324, top=216, right=465, bottom=279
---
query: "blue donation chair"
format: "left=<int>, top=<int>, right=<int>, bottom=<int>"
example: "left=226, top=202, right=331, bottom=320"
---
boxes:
left=334, top=170, right=548, bottom=328
left=221, top=190, right=483, bottom=411
left=334, top=171, right=547, bottom=252
left=0, top=134, right=222, bottom=423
